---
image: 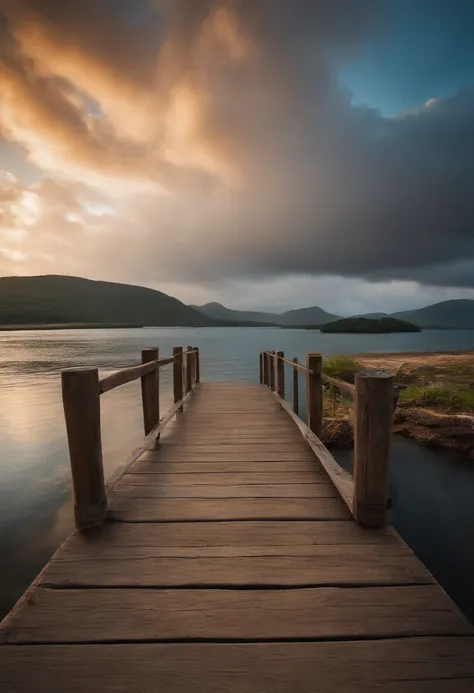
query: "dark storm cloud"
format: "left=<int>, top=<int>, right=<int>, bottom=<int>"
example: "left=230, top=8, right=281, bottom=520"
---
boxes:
left=1, top=0, right=473, bottom=289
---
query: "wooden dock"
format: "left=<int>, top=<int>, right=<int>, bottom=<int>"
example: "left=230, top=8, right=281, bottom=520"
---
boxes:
left=1, top=350, right=474, bottom=691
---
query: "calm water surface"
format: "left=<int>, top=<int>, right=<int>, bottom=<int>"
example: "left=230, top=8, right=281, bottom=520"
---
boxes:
left=1, top=327, right=474, bottom=619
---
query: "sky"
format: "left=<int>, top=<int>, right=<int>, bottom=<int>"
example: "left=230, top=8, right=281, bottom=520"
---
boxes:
left=0, top=0, right=473, bottom=316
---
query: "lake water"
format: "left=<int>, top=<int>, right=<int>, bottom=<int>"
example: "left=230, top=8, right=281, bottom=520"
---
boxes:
left=1, top=327, right=474, bottom=620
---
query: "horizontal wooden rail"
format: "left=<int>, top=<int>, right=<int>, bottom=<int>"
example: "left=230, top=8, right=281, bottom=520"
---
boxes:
left=274, top=392, right=354, bottom=512
left=63, top=344, right=200, bottom=531
left=261, top=350, right=394, bottom=527
left=322, top=373, right=356, bottom=400
left=264, top=352, right=310, bottom=373
left=105, top=389, right=193, bottom=494
left=99, top=356, right=175, bottom=395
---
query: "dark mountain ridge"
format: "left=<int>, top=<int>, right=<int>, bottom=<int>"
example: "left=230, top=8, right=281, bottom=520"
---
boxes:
left=191, top=302, right=340, bottom=326
left=0, top=275, right=216, bottom=327
left=193, top=298, right=474, bottom=329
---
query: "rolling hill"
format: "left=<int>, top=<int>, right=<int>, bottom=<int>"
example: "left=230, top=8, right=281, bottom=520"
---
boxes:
left=189, top=302, right=280, bottom=325
left=392, top=299, right=474, bottom=329
left=0, top=275, right=217, bottom=327
left=191, top=302, right=340, bottom=326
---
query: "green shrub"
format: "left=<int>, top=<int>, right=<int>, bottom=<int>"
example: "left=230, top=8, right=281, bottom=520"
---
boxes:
left=399, top=386, right=474, bottom=412
left=323, top=356, right=361, bottom=384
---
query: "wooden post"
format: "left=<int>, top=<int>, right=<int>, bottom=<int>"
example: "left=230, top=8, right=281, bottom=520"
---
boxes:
left=293, top=357, right=299, bottom=415
left=141, top=347, right=159, bottom=436
left=263, top=352, right=269, bottom=386
left=186, top=346, right=193, bottom=392
left=61, top=367, right=106, bottom=531
left=277, top=350, right=285, bottom=398
left=269, top=351, right=276, bottom=391
left=194, top=346, right=200, bottom=384
left=306, top=353, right=323, bottom=437
left=259, top=352, right=264, bottom=384
left=353, top=370, right=394, bottom=527
left=173, top=346, right=184, bottom=411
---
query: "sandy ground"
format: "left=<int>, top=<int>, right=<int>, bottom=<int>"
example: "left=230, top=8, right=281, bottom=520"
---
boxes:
left=322, top=350, right=474, bottom=457
left=355, top=349, right=474, bottom=373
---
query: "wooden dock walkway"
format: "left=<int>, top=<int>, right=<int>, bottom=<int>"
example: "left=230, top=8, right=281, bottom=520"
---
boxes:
left=1, top=352, right=474, bottom=690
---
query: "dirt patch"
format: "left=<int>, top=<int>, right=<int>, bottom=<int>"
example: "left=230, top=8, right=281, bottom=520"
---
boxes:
left=322, top=350, right=474, bottom=456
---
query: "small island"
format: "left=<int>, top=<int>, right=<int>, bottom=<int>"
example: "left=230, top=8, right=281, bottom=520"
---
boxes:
left=320, top=317, right=421, bottom=334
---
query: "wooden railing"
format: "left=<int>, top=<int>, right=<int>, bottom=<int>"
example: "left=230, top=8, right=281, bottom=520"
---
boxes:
left=62, top=345, right=200, bottom=531
left=260, top=350, right=394, bottom=528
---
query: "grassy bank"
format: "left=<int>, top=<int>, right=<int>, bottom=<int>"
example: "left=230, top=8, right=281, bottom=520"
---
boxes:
left=321, top=351, right=474, bottom=454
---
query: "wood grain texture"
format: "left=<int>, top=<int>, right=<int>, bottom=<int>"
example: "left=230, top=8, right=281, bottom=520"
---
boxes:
left=130, top=460, right=322, bottom=473
left=64, top=520, right=400, bottom=548
left=307, top=353, right=323, bottom=437
left=141, top=347, right=159, bottom=436
left=3, top=380, right=473, bottom=693
left=140, top=449, right=317, bottom=462
left=2, top=639, right=474, bottom=693
left=172, top=346, right=184, bottom=411
left=112, top=482, right=339, bottom=498
left=61, top=367, right=106, bottom=530
left=2, top=586, right=470, bottom=644
left=108, top=497, right=351, bottom=521
left=354, top=371, right=394, bottom=527
left=99, top=360, right=157, bottom=394
left=121, top=471, right=331, bottom=484
left=41, top=546, right=434, bottom=588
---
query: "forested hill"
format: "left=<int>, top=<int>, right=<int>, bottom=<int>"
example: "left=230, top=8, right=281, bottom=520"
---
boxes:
left=0, top=275, right=216, bottom=327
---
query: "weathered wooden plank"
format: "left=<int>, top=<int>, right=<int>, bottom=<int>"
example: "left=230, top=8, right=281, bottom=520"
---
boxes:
left=3, top=586, right=470, bottom=644
left=2, top=379, right=474, bottom=693
left=153, top=441, right=308, bottom=449
left=2, top=639, right=474, bottom=693
left=130, top=460, right=322, bottom=473
left=0, top=641, right=471, bottom=693
left=122, top=471, right=331, bottom=485
left=159, top=438, right=302, bottom=446
left=163, top=427, right=299, bottom=434
left=42, top=546, right=433, bottom=587
left=112, top=482, right=339, bottom=498
left=163, top=426, right=298, bottom=434
left=141, top=449, right=317, bottom=462
left=65, top=521, right=400, bottom=548
left=41, top=545, right=434, bottom=588
left=48, top=544, right=421, bottom=561
left=108, top=497, right=351, bottom=521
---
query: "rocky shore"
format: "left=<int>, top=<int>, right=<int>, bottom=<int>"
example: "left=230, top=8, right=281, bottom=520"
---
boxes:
left=321, top=350, right=474, bottom=458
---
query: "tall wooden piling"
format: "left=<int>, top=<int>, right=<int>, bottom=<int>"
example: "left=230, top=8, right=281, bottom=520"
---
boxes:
left=293, top=357, right=299, bottom=415
left=306, top=353, right=323, bottom=437
left=277, top=351, right=285, bottom=398
left=353, top=370, right=394, bottom=527
left=263, top=352, right=269, bottom=385
left=141, top=348, right=159, bottom=435
left=61, top=367, right=106, bottom=531
left=269, top=352, right=276, bottom=391
left=186, top=346, right=194, bottom=393
left=194, top=347, right=200, bottom=384
left=173, top=346, right=184, bottom=411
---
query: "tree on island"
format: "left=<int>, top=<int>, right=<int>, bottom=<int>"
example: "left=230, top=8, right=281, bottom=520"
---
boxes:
left=320, top=317, right=421, bottom=334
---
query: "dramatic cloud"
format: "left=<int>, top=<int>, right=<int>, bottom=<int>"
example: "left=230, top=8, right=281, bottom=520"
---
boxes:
left=0, top=0, right=473, bottom=310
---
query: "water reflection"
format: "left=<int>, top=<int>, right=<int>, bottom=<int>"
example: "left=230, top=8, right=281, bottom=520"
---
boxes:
left=334, top=439, right=474, bottom=623
left=1, top=326, right=474, bottom=619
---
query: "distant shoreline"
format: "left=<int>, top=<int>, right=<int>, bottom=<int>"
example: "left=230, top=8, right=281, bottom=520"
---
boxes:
left=0, top=323, right=144, bottom=332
